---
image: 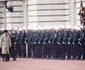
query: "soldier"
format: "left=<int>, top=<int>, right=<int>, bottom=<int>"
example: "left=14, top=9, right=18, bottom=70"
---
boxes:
left=38, top=29, right=45, bottom=58
left=80, top=27, right=85, bottom=60
left=54, top=27, right=59, bottom=59
left=57, top=26, right=64, bottom=59
left=12, top=28, right=17, bottom=57
left=71, top=27, right=77, bottom=60
left=20, top=27, right=26, bottom=58
left=15, top=28, right=22, bottom=57
left=33, top=29, right=38, bottom=58
left=9, top=28, right=17, bottom=61
left=78, top=26, right=84, bottom=60
left=71, top=27, right=81, bottom=60
left=56, top=29, right=60, bottom=59
left=31, top=29, right=38, bottom=58
left=49, top=29, right=56, bottom=59
left=37, top=29, right=43, bottom=58
left=26, top=28, right=32, bottom=58
left=43, top=29, right=50, bottom=59
left=63, top=26, right=71, bottom=59
left=69, top=27, right=74, bottom=59
left=75, top=27, right=82, bottom=60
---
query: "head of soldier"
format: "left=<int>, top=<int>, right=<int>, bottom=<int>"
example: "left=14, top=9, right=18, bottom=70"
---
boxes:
left=22, top=27, right=26, bottom=32
left=9, top=30, right=13, bottom=35
left=17, top=28, right=22, bottom=33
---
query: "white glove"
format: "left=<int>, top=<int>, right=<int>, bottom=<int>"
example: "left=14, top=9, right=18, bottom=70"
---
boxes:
left=43, top=42, right=46, bottom=44
left=78, top=42, right=81, bottom=45
left=62, top=42, right=65, bottom=44
left=68, top=42, right=70, bottom=44
left=48, top=41, right=51, bottom=43
left=57, top=42, right=60, bottom=45
left=38, top=42, right=40, bottom=44
left=72, top=42, right=75, bottom=44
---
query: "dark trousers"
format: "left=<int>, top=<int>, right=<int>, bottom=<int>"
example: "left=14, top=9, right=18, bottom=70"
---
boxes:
left=46, top=44, right=51, bottom=59
left=57, top=44, right=61, bottom=59
left=28, top=43, right=32, bottom=58
left=72, top=44, right=77, bottom=59
left=66, top=44, right=71, bottom=59
left=72, top=44, right=81, bottom=59
left=37, top=44, right=42, bottom=58
left=2, top=54, right=9, bottom=61
left=31, top=44, right=36, bottom=58
left=81, top=43, right=85, bottom=59
left=32, top=44, right=37, bottom=58
left=43, top=44, right=47, bottom=58
left=21, top=43, right=26, bottom=58
left=51, top=44, right=57, bottom=59
left=76, top=44, right=81, bottom=59
left=42, top=44, right=45, bottom=58
left=16, top=43, right=22, bottom=57
left=60, top=43, right=65, bottom=59
left=11, top=47, right=16, bottom=59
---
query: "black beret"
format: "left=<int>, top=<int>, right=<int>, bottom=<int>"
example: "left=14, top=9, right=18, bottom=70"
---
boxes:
left=4, top=30, right=8, bottom=33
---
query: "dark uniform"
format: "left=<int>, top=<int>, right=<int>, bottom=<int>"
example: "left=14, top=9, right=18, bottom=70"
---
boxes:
left=54, top=30, right=59, bottom=59
left=63, top=29, right=70, bottom=59
left=37, top=31, right=43, bottom=58
left=76, top=30, right=82, bottom=59
left=38, top=30, right=44, bottom=58
left=71, top=29, right=81, bottom=59
left=15, top=31, right=22, bottom=57
left=49, top=30, right=57, bottom=59
left=10, top=32, right=16, bottom=61
left=33, top=31, right=38, bottom=58
left=31, top=31, right=37, bottom=58
left=57, top=29, right=64, bottom=59
left=43, top=30, right=50, bottom=58
left=71, top=29, right=77, bottom=59
left=26, top=30, right=32, bottom=58
left=81, top=29, right=85, bottom=59
left=20, top=31, right=26, bottom=58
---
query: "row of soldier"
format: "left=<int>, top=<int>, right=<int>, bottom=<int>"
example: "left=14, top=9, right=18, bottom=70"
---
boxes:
left=0, top=25, right=85, bottom=60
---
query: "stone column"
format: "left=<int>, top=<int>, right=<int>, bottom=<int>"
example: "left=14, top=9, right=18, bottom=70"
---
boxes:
left=3, top=2, right=6, bottom=28
left=69, top=0, right=76, bottom=25
left=28, top=0, right=38, bottom=28
left=23, top=0, right=28, bottom=29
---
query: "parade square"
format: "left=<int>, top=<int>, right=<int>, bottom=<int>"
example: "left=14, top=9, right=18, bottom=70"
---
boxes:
left=0, top=58, right=85, bottom=70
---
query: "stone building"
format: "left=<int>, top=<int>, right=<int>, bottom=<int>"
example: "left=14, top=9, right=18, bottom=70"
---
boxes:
left=0, top=0, right=85, bottom=28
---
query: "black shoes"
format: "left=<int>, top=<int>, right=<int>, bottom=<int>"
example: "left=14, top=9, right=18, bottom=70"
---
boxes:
left=13, top=58, right=17, bottom=61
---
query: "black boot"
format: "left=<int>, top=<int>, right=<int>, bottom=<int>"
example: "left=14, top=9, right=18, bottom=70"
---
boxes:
left=6, top=54, right=10, bottom=62
left=13, top=58, right=16, bottom=61
left=2, top=54, right=5, bottom=62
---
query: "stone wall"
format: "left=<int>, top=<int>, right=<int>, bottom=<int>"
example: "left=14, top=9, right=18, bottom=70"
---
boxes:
left=0, top=0, right=84, bottom=28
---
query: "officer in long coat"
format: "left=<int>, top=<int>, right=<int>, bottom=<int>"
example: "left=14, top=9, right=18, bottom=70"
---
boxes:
left=0, top=30, right=12, bottom=62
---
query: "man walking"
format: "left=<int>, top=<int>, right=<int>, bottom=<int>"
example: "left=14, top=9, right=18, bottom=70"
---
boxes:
left=0, top=30, right=12, bottom=62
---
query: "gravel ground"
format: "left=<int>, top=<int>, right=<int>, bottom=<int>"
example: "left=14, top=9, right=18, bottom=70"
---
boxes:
left=0, top=58, right=85, bottom=70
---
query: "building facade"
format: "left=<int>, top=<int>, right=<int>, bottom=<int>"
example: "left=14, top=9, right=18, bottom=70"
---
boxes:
left=0, top=0, right=85, bottom=28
